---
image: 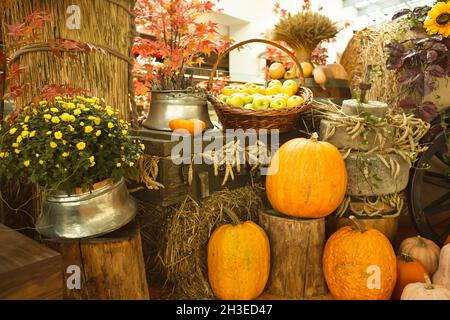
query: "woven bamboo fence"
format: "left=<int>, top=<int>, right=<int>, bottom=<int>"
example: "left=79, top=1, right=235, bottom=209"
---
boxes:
left=2, top=0, right=136, bottom=121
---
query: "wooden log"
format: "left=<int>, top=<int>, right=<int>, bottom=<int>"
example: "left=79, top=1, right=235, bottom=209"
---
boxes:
left=258, top=210, right=328, bottom=299
left=0, top=224, right=62, bottom=300
left=48, top=220, right=149, bottom=300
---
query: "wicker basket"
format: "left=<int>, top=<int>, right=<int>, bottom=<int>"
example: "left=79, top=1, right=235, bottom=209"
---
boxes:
left=207, top=39, right=313, bottom=133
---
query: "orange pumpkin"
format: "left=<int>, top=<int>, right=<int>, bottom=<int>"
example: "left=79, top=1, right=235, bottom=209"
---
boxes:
left=169, top=118, right=206, bottom=135
left=266, top=133, right=347, bottom=218
left=207, top=208, right=270, bottom=300
left=323, top=216, right=397, bottom=300
left=393, top=253, right=429, bottom=300
left=444, top=235, right=450, bottom=246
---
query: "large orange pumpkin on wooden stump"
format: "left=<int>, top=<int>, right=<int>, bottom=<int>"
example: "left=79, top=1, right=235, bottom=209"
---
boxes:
left=323, top=216, right=397, bottom=300
left=266, top=133, right=347, bottom=218
left=393, top=253, right=429, bottom=300
left=207, top=208, right=270, bottom=300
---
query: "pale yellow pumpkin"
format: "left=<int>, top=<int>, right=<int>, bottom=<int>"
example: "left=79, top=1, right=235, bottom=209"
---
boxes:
left=401, top=275, right=450, bottom=300
left=432, top=244, right=450, bottom=290
left=399, top=236, right=440, bottom=275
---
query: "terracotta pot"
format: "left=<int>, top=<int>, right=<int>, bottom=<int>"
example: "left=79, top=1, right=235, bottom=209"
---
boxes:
left=336, top=216, right=399, bottom=243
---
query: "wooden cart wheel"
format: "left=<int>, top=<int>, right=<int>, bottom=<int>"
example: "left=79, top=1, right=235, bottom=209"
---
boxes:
left=407, top=108, right=450, bottom=246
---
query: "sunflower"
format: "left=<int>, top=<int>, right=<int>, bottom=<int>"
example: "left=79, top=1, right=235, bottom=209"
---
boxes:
left=424, top=2, right=450, bottom=37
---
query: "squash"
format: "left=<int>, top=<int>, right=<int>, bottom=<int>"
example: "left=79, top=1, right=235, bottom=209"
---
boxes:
left=399, top=236, right=440, bottom=275
left=393, top=253, right=429, bottom=300
left=207, top=208, right=270, bottom=300
left=325, top=63, right=349, bottom=80
left=444, top=235, right=450, bottom=246
left=313, top=66, right=327, bottom=85
left=266, top=133, right=347, bottom=218
left=432, top=244, right=450, bottom=290
left=323, top=216, right=397, bottom=300
left=300, top=62, right=314, bottom=78
left=168, top=118, right=206, bottom=136
left=401, top=275, right=450, bottom=300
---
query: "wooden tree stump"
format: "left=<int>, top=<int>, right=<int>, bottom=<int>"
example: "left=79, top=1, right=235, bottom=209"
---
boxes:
left=48, top=220, right=149, bottom=300
left=258, top=210, right=328, bottom=299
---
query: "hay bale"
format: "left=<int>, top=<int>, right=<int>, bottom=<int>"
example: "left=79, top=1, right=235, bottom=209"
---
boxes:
left=341, top=19, right=408, bottom=107
left=2, top=0, right=136, bottom=120
left=138, top=185, right=263, bottom=299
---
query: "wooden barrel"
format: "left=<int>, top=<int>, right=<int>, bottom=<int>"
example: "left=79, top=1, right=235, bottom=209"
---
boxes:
left=258, top=210, right=328, bottom=299
left=2, top=0, right=136, bottom=121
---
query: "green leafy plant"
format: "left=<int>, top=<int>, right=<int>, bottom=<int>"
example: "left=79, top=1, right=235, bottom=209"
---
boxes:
left=0, top=96, right=144, bottom=194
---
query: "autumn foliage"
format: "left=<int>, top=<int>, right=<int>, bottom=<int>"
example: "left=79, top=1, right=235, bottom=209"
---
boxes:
left=133, top=0, right=231, bottom=91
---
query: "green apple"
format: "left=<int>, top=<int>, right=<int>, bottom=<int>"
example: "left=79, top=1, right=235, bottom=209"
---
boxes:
left=268, top=80, right=282, bottom=88
left=222, top=85, right=236, bottom=96
left=226, top=96, right=245, bottom=107
left=265, top=84, right=281, bottom=95
left=232, top=93, right=253, bottom=105
left=270, top=98, right=287, bottom=109
left=282, top=80, right=299, bottom=92
left=276, top=93, right=290, bottom=102
left=252, top=97, right=270, bottom=110
left=236, top=86, right=248, bottom=94
left=280, top=85, right=297, bottom=96
left=287, top=95, right=304, bottom=108
left=218, top=94, right=228, bottom=103
left=244, top=104, right=254, bottom=109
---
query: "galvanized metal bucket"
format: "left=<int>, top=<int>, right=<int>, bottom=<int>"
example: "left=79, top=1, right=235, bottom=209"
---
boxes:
left=143, top=90, right=214, bottom=131
left=36, top=178, right=137, bottom=240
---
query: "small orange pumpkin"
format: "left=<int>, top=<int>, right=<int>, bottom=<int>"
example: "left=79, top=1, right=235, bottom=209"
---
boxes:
left=169, top=118, right=206, bottom=135
left=393, top=253, right=429, bottom=300
left=323, top=216, right=397, bottom=300
left=207, top=208, right=270, bottom=300
left=266, top=133, right=347, bottom=218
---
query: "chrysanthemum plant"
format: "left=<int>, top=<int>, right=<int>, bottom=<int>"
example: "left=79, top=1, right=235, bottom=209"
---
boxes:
left=386, top=1, right=450, bottom=123
left=132, top=0, right=231, bottom=92
left=0, top=96, right=144, bottom=195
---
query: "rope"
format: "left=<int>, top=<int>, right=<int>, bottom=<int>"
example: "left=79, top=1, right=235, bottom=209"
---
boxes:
left=10, top=41, right=134, bottom=65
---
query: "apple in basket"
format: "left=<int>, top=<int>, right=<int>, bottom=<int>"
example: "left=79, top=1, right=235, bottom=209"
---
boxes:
left=226, top=95, right=245, bottom=107
left=276, top=93, right=290, bottom=102
left=222, top=85, right=238, bottom=96
left=287, top=95, right=304, bottom=108
left=252, top=97, right=270, bottom=110
left=268, top=80, right=282, bottom=88
left=280, top=80, right=299, bottom=96
left=265, top=85, right=282, bottom=96
left=270, top=98, right=287, bottom=109
left=218, top=94, right=228, bottom=103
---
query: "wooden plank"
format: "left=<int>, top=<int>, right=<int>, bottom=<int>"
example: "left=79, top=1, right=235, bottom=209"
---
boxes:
left=0, top=224, right=62, bottom=300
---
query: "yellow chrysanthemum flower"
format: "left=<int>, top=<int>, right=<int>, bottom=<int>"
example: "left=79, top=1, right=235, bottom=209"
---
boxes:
left=12, top=143, right=19, bottom=148
left=96, top=130, right=102, bottom=137
left=15, top=149, right=21, bottom=154
left=122, top=130, right=128, bottom=136
left=9, top=127, right=17, bottom=135
left=94, top=117, right=101, bottom=125
left=107, top=122, right=114, bottom=129
left=23, top=160, right=30, bottom=167
left=105, top=108, right=114, bottom=116
left=24, top=115, right=30, bottom=123
left=16, top=136, right=23, bottom=143
left=424, top=2, right=450, bottom=37
left=89, top=156, right=95, bottom=163
left=108, top=133, right=113, bottom=137
left=62, top=152, right=70, bottom=158
left=116, top=163, right=122, bottom=168
left=60, top=113, right=72, bottom=122
left=73, top=109, right=82, bottom=116
left=39, top=160, right=44, bottom=165
left=79, top=122, right=85, bottom=127
left=51, top=116, right=60, bottom=124
left=54, top=131, right=63, bottom=140
left=43, top=114, right=52, bottom=120
left=0, top=152, right=5, bottom=158
left=50, top=107, right=59, bottom=113
left=129, top=162, right=135, bottom=167
left=47, top=131, right=52, bottom=135
left=39, top=101, right=48, bottom=106
left=76, top=142, right=86, bottom=151
left=50, top=141, right=58, bottom=149
left=85, top=126, right=94, bottom=133
left=29, top=130, right=36, bottom=138
left=68, top=125, right=75, bottom=132
left=21, top=130, right=29, bottom=138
